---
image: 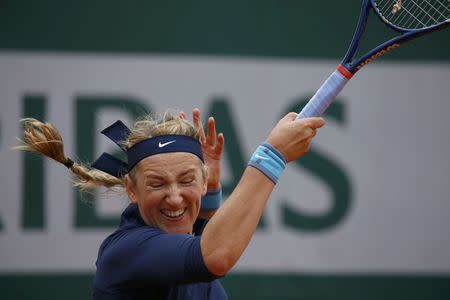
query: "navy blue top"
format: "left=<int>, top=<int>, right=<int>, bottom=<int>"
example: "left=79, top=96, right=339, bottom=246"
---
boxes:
left=93, top=203, right=227, bottom=299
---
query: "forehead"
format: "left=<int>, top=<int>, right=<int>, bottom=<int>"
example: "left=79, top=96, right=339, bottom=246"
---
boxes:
left=136, top=152, right=203, bottom=176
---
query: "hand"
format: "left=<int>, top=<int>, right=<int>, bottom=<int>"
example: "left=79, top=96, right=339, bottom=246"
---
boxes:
left=180, top=108, right=224, bottom=190
left=266, top=112, right=325, bottom=162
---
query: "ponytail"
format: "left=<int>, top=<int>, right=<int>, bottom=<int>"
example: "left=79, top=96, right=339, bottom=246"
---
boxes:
left=17, top=118, right=123, bottom=190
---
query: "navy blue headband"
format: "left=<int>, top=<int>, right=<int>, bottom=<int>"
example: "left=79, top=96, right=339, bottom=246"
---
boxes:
left=91, top=120, right=204, bottom=178
left=127, top=134, right=204, bottom=170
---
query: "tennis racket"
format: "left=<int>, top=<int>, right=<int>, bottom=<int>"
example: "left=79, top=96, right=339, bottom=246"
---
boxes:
left=297, top=0, right=450, bottom=119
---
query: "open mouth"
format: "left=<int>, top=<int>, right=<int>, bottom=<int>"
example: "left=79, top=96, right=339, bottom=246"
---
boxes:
left=161, top=208, right=187, bottom=220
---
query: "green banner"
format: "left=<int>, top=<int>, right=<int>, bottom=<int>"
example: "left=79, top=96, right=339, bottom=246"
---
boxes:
left=1, top=0, right=449, bottom=60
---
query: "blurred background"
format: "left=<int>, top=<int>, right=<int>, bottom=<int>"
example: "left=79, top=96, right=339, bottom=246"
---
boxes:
left=1, top=0, right=449, bottom=299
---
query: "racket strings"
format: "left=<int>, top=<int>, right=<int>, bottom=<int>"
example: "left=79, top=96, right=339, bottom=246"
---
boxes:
left=404, top=0, right=448, bottom=27
left=392, top=0, right=445, bottom=28
left=414, top=0, right=449, bottom=24
left=401, top=0, right=439, bottom=28
left=374, top=0, right=450, bottom=29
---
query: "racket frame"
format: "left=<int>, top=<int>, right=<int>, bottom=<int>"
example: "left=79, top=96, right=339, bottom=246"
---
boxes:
left=297, top=0, right=450, bottom=119
left=342, top=0, right=450, bottom=74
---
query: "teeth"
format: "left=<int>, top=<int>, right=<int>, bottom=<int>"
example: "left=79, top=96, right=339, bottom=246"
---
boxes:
left=161, top=208, right=186, bottom=218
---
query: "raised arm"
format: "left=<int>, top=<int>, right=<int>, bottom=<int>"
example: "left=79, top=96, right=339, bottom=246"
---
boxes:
left=200, top=112, right=325, bottom=275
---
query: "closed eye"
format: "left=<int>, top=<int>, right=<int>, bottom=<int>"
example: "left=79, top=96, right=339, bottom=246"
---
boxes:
left=180, top=178, right=194, bottom=185
left=146, top=182, right=164, bottom=189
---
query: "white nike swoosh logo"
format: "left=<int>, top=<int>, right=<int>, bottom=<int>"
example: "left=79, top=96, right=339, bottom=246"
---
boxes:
left=158, top=140, right=176, bottom=148
left=254, top=154, right=268, bottom=160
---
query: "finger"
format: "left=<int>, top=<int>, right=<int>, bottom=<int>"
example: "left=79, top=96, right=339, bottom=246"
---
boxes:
left=192, top=108, right=206, bottom=142
left=215, top=133, right=225, bottom=155
left=304, top=127, right=316, bottom=139
left=295, top=127, right=316, bottom=141
left=298, top=117, right=325, bottom=129
left=192, top=108, right=201, bottom=120
left=207, top=117, right=217, bottom=145
left=179, top=111, right=187, bottom=120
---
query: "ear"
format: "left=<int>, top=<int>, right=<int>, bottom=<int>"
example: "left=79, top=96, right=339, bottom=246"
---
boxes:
left=124, top=175, right=138, bottom=204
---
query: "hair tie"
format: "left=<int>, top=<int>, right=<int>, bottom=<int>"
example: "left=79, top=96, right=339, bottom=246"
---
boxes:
left=64, top=158, right=74, bottom=169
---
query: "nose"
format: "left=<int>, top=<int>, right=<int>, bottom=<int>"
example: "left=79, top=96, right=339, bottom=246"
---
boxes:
left=165, top=184, right=183, bottom=206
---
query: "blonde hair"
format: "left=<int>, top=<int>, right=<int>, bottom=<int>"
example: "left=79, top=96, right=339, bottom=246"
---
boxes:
left=17, top=112, right=204, bottom=191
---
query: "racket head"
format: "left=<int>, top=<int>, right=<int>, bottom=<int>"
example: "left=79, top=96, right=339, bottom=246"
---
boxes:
left=343, top=0, right=450, bottom=73
left=371, top=0, right=450, bottom=32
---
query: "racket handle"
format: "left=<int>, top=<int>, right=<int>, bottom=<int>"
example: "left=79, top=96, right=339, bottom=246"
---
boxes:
left=296, top=67, right=351, bottom=119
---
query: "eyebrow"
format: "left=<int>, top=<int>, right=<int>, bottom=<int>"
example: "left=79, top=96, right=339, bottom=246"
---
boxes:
left=144, top=168, right=197, bottom=180
left=145, top=174, right=164, bottom=180
left=177, top=168, right=197, bottom=177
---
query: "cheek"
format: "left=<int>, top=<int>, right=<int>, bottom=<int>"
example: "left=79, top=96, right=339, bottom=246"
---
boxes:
left=138, top=190, right=163, bottom=212
left=185, top=188, right=200, bottom=201
left=186, top=191, right=201, bottom=217
left=184, top=186, right=203, bottom=205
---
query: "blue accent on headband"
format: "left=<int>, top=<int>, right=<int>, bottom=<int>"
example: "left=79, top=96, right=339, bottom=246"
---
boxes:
left=91, top=120, right=204, bottom=178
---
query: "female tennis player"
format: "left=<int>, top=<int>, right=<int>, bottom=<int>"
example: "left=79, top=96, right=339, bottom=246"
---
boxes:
left=18, top=108, right=324, bottom=299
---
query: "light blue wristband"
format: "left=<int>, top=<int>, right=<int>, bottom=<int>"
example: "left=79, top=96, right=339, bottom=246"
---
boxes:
left=200, top=187, right=222, bottom=211
left=248, top=143, right=286, bottom=184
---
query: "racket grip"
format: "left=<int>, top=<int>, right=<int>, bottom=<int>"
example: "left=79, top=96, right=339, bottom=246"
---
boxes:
left=296, top=68, right=350, bottom=119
